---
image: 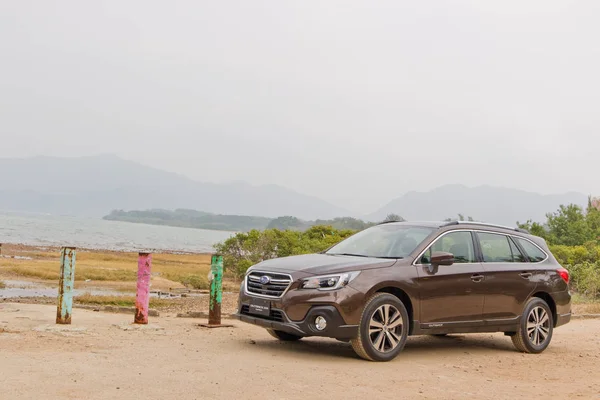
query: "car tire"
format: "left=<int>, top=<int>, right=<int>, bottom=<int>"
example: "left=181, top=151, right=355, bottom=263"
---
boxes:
left=266, top=328, right=303, bottom=341
left=350, top=293, right=409, bottom=362
left=511, top=297, right=554, bottom=354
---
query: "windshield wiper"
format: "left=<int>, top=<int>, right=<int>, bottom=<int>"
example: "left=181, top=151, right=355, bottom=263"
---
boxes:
left=327, top=253, right=370, bottom=257
left=326, top=253, right=404, bottom=259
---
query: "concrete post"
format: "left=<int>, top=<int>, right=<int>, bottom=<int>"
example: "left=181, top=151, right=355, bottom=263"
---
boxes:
left=134, top=252, right=152, bottom=324
left=56, top=247, right=76, bottom=324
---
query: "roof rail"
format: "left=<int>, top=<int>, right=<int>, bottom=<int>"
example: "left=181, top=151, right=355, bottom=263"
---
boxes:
left=442, top=220, right=530, bottom=234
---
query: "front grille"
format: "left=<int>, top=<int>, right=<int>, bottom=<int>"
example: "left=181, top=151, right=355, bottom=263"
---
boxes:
left=246, top=271, right=292, bottom=298
left=241, top=305, right=285, bottom=322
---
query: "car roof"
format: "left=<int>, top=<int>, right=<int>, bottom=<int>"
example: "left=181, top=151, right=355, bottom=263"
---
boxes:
left=379, top=220, right=531, bottom=234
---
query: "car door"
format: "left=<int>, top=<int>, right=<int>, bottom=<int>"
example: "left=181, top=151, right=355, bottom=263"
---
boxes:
left=475, top=231, right=538, bottom=323
left=415, top=230, right=485, bottom=328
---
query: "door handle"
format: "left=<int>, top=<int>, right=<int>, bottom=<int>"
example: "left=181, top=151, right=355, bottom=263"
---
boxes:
left=471, top=274, right=484, bottom=282
left=520, top=272, right=532, bottom=279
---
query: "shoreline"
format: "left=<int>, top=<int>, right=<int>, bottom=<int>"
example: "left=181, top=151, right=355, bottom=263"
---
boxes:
left=0, top=242, right=214, bottom=256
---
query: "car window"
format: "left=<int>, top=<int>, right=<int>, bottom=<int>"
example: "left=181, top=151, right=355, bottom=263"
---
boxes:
left=478, top=232, right=518, bottom=262
left=420, top=231, right=476, bottom=264
left=514, top=237, right=547, bottom=262
left=509, top=237, right=527, bottom=262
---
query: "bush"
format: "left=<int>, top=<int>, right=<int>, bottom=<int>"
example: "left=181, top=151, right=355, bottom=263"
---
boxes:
left=549, top=245, right=597, bottom=266
left=213, top=225, right=356, bottom=279
left=179, top=274, right=209, bottom=290
left=567, top=262, right=600, bottom=299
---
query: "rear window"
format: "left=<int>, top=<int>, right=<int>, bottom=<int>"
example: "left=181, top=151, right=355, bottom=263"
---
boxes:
left=514, top=237, right=547, bottom=262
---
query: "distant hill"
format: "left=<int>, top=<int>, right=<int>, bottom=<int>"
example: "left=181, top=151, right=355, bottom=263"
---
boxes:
left=368, top=184, right=589, bottom=226
left=0, top=155, right=352, bottom=219
left=104, top=209, right=272, bottom=232
left=103, top=209, right=378, bottom=232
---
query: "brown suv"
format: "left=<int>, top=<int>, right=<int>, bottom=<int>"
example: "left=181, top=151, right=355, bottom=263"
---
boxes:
left=234, top=221, right=571, bottom=361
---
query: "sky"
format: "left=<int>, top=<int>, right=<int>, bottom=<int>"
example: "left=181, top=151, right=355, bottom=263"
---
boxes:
left=1, top=0, right=599, bottom=214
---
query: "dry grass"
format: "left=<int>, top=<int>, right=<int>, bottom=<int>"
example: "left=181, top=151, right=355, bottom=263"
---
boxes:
left=74, top=293, right=174, bottom=308
left=571, top=293, right=600, bottom=314
left=0, top=280, right=5, bottom=289
left=0, top=246, right=224, bottom=290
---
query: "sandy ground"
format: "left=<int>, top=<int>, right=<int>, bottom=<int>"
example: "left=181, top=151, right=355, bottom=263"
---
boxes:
left=1, top=303, right=599, bottom=400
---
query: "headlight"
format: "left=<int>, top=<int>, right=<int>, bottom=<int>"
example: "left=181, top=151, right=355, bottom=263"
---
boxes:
left=300, top=271, right=361, bottom=291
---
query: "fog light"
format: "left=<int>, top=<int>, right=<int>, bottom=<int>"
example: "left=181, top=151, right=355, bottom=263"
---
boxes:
left=314, top=316, right=327, bottom=331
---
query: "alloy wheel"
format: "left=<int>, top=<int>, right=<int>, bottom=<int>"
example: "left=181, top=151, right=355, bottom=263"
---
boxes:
left=527, top=306, right=550, bottom=346
left=368, top=304, right=404, bottom=353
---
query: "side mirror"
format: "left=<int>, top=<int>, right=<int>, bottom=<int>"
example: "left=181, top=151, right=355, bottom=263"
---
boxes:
left=431, top=251, right=454, bottom=266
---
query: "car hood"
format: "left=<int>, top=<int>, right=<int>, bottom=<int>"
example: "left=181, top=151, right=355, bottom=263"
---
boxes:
left=247, top=253, right=398, bottom=276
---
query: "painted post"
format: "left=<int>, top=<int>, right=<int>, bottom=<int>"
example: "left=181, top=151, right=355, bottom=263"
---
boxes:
left=56, top=247, right=76, bottom=324
left=198, top=254, right=232, bottom=328
left=0, top=243, right=2, bottom=256
left=134, top=252, right=152, bottom=324
left=208, top=255, right=224, bottom=325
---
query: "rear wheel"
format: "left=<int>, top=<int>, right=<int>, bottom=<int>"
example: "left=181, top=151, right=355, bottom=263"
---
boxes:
left=511, top=297, right=554, bottom=353
left=266, top=328, right=303, bottom=341
left=350, top=293, right=409, bottom=362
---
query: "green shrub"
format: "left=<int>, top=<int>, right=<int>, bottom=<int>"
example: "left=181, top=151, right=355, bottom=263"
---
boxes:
left=213, top=225, right=356, bottom=279
left=550, top=245, right=596, bottom=265
left=179, top=274, right=209, bottom=290
left=566, top=262, right=600, bottom=299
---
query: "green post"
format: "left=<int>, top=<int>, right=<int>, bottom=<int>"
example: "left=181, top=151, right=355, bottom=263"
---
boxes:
left=208, top=255, right=223, bottom=325
left=56, top=247, right=76, bottom=324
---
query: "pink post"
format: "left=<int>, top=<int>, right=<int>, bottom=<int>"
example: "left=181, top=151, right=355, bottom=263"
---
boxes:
left=134, top=252, right=152, bottom=324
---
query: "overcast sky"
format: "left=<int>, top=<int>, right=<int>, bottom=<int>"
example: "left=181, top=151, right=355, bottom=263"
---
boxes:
left=1, top=0, right=598, bottom=213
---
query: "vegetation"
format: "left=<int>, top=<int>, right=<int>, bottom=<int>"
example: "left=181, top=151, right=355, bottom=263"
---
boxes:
left=0, top=280, right=5, bottom=289
left=444, top=214, right=475, bottom=222
left=267, top=216, right=377, bottom=231
left=74, top=293, right=173, bottom=308
left=516, top=197, right=600, bottom=299
left=103, top=208, right=403, bottom=233
left=517, top=200, right=600, bottom=246
left=214, top=225, right=356, bottom=278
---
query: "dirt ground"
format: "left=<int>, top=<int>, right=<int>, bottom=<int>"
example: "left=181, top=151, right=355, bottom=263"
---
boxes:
left=1, top=303, right=599, bottom=400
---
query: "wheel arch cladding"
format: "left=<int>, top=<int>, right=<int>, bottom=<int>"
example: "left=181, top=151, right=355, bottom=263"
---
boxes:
left=532, top=292, right=557, bottom=327
left=376, top=287, right=414, bottom=334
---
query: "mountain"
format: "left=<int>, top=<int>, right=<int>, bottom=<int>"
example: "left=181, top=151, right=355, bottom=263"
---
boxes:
left=0, top=155, right=352, bottom=219
left=368, top=184, right=589, bottom=226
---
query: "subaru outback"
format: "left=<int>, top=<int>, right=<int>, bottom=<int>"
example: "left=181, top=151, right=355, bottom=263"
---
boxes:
left=234, top=221, right=571, bottom=361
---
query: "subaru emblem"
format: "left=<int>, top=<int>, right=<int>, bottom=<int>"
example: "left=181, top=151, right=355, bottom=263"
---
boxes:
left=260, top=275, right=271, bottom=285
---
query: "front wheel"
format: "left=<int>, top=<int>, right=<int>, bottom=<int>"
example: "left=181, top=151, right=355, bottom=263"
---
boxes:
left=511, top=297, right=554, bottom=353
left=350, top=293, right=409, bottom=362
left=266, top=328, right=303, bottom=341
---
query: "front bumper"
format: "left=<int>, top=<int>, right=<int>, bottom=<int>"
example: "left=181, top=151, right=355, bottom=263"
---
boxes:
left=234, top=304, right=358, bottom=340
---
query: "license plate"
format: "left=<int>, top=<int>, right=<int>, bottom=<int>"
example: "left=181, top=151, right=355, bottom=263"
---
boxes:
left=249, top=298, right=271, bottom=317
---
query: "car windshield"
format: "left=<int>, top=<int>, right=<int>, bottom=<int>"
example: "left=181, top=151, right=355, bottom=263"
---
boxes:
left=325, top=224, right=435, bottom=259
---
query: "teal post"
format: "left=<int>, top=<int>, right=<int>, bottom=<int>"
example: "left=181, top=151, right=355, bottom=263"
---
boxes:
left=56, top=247, right=76, bottom=324
left=208, top=255, right=223, bottom=325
